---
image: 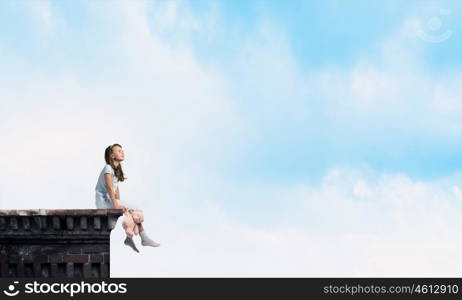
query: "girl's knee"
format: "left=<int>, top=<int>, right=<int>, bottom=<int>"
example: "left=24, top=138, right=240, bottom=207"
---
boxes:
left=132, top=210, right=144, bottom=223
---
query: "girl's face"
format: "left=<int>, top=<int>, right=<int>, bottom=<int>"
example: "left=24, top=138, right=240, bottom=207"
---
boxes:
left=111, top=146, right=125, bottom=162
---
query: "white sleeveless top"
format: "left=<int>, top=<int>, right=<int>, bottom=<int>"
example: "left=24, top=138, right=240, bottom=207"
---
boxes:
left=95, top=164, right=119, bottom=209
left=94, top=164, right=137, bottom=210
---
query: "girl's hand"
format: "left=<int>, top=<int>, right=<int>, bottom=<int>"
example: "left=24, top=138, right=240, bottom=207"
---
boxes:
left=116, top=204, right=128, bottom=213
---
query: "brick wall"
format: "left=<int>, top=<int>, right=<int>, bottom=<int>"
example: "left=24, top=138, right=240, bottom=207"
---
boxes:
left=0, top=209, right=122, bottom=278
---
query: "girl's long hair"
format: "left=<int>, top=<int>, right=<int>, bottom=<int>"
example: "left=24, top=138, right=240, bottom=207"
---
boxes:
left=104, top=143, right=126, bottom=182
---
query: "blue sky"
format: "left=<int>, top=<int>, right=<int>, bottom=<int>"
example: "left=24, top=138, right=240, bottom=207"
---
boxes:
left=1, top=0, right=461, bottom=184
left=2, top=0, right=462, bottom=276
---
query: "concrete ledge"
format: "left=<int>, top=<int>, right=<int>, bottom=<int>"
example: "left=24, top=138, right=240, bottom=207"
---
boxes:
left=0, top=209, right=122, bottom=216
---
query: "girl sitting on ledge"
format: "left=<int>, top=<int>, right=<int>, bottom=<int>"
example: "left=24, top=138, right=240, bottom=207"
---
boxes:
left=95, top=143, right=160, bottom=252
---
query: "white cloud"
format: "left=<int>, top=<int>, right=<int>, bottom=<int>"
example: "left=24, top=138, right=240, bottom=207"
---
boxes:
left=110, top=166, right=462, bottom=277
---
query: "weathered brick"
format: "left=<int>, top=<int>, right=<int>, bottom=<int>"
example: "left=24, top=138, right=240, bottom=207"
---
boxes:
left=66, top=217, right=74, bottom=230
left=0, top=209, right=123, bottom=278
left=17, top=262, right=24, bottom=277
left=103, top=253, right=110, bottom=264
left=40, top=216, right=48, bottom=230
left=66, top=262, right=74, bottom=278
left=100, top=263, right=109, bottom=278
left=7, top=263, right=17, bottom=277
left=24, top=263, right=34, bottom=277
left=80, top=216, right=88, bottom=230
left=0, top=262, right=7, bottom=277
left=22, top=255, right=33, bottom=263
left=33, top=216, right=42, bottom=230
left=40, top=263, right=50, bottom=277
left=33, top=263, right=41, bottom=277
left=83, top=262, right=92, bottom=278
left=107, top=216, right=118, bottom=230
left=10, top=217, right=18, bottom=230
left=33, top=255, right=49, bottom=263
left=91, top=263, right=100, bottom=278
left=74, top=263, right=83, bottom=278
left=56, top=263, right=67, bottom=278
left=64, top=254, right=89, bottom=263
left=8, top=255, right=20, bottom=263
left=52, top=216, right=61, bottom=230
left=49, top=254, right=63, bottom=263
left=22, top=217, right=30, bottom=230
left=93, top=216, right=101, bottom=230
left=90, top=254, right=103, bottom=263
left=66, top=245, right=83, bottom=254
left=50, top=263, right=58, bottom=277
left=82, top=245, right=108, bottom=254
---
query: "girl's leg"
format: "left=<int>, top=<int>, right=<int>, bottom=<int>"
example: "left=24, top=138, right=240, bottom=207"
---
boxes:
left=124, top=235, right=140, bottom=253
left=122, top=211, right=140, bottom=253
left=136, top=222, right=160, bottom=247
left=138, top=222, right=144, bottom=233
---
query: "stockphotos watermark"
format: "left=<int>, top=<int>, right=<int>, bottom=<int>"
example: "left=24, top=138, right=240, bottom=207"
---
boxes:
left=2, top=280, right=127, bottom=297
left=416, top=8, right=452, bottom=43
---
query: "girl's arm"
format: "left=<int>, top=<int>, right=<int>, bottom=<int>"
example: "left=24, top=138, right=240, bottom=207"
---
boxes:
left=104, top=173, right=127, bottom=212
left=115, top=186, right=120, bottom=200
